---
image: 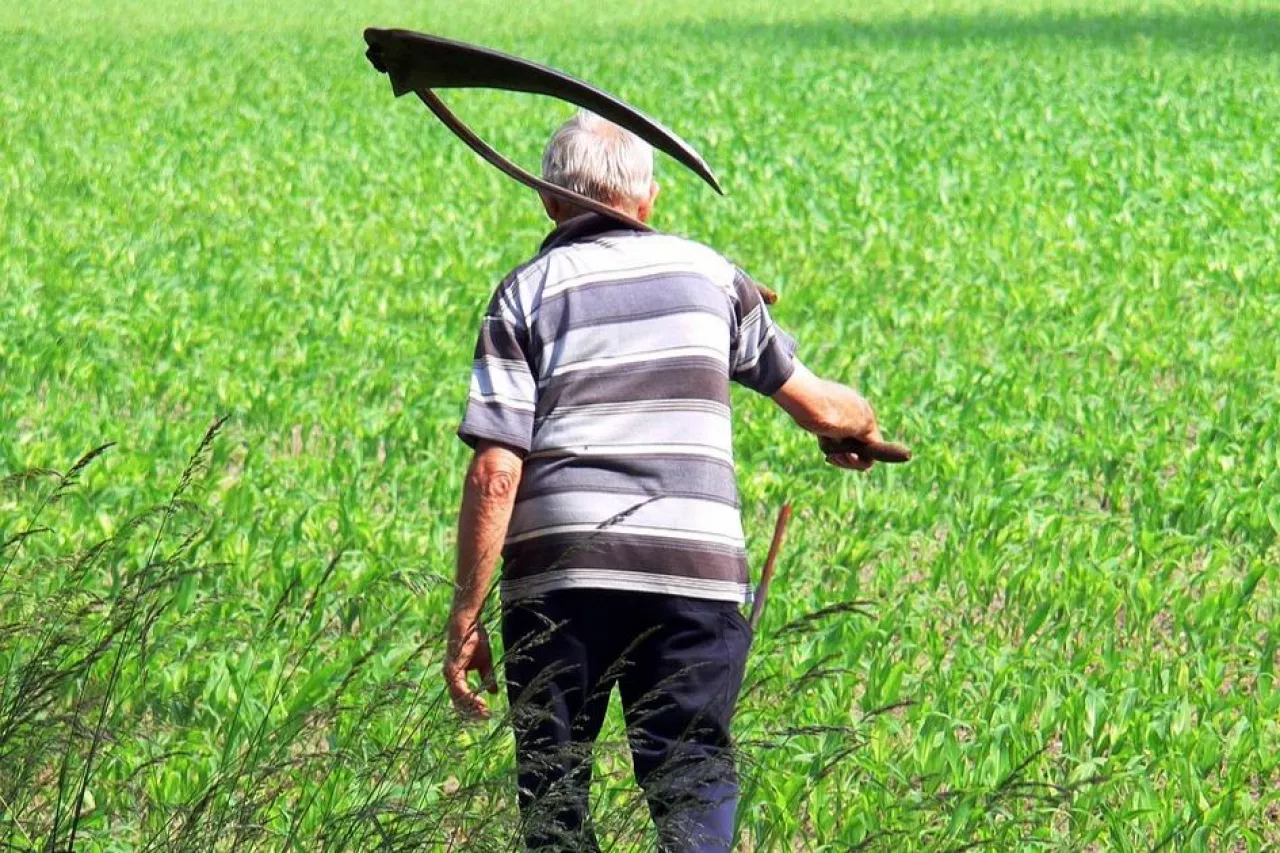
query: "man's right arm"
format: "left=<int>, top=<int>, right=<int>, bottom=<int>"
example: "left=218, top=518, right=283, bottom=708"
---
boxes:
left=772, top=362, right=884, bottom=471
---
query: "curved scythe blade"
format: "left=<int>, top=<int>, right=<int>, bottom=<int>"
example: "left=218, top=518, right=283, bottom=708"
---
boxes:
left=363, top=28, right=722, bottom=194
left=362, top=28, right=779, bottom=304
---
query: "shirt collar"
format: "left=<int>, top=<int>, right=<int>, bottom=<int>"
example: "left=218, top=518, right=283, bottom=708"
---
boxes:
left=539, top=212, right=648, bottom=253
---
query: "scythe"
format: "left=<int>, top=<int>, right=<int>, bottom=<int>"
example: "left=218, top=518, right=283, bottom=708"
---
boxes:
left=362, top=29, right=730, bottom=271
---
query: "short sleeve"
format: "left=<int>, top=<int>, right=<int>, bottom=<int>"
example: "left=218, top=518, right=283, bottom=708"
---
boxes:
left=457, top=284, right=537, bottom=454
left=729, top=267, right=798, bottom=395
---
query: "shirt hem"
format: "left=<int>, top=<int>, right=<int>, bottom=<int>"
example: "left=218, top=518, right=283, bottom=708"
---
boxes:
left=501, top=569, right=752, bottom=605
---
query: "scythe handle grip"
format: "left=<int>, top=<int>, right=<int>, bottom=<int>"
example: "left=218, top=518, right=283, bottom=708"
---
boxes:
left=819, top=436, right=912, bottom=464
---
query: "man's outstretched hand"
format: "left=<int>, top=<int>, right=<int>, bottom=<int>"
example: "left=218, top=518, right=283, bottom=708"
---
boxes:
left=445, top=612, right=498, bottom=720
left=771, top=364, right=911, bottom=471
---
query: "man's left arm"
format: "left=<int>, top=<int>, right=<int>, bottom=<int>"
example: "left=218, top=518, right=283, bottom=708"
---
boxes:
left=445, top=441, right=524, bottom=719
left=448, top=275, right=536, bottom=718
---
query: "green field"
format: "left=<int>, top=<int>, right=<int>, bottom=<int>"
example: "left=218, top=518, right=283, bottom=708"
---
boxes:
left=2, top=0, right=1279, bottom=849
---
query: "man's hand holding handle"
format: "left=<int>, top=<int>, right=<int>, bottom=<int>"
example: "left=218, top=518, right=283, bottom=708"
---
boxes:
left=771, top=363, right=911, bottom=472
left=819, top=434, right=912, bottom=465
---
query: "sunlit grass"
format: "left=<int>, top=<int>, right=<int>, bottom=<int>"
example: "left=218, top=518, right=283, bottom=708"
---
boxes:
left=2, top=0, right=1278, bottom=849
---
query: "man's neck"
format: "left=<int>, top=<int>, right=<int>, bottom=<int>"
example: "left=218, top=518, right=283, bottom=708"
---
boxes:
left=554, top=209, right=642, bottom=226
left=552, top=194, right=645, bottom=223
left=540, top=210, right=650, bottom=253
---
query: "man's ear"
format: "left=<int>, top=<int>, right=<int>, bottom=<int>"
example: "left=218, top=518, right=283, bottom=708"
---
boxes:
left=636, top=181, right=660, bottom=223
left=539, top=192, right=562, bottom=222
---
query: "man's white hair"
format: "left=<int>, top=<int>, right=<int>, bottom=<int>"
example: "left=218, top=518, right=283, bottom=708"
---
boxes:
left=541, top=111, right=654, bottom=205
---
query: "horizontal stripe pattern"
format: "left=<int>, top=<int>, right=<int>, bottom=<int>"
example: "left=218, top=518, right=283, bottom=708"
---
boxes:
left=503, top=531, right=747, bottom=580
left=528, top=271, right=735, bottom=346
left=458, top=215, right=798, bottom=603
left=532, top=405, right=732, bottom=460
left=730, top=267, right=799, bottom=395
left=470, top=358, right=536, bottom=412
left=458, top=400, right=535, bottom=453
left=539, top=358, right=729, bottom=410
left=540, top=310, right=732, bottom=381
left=508, top=491, right=746, bottom=545
left=517, top=454, right=739, bottom=504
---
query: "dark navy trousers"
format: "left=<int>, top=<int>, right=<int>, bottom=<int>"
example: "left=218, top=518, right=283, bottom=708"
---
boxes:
left=502, top=588, right=752, bottom=852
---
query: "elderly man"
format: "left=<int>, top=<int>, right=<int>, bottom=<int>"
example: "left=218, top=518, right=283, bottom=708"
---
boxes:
left=445, top=111, right=886, bottom=851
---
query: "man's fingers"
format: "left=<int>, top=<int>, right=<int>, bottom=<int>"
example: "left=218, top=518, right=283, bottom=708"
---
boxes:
left=444, top=661, right=492, bottom=718
left=444, top=662, right=471, bottom=704
left=457, top=692, right=491, bottom=719
left=826, top=452, right=873, bottom=471
left=445, top=620, right=498, bottom=716
left=818, top=434, right=910, bottom=464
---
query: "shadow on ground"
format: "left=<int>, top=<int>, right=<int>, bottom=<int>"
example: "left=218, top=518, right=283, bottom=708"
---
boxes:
left=667, top=8, right=1280, bottom=53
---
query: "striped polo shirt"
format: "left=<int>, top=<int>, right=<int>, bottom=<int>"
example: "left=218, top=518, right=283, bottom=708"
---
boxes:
left=458, top=213, right=797, bottom=603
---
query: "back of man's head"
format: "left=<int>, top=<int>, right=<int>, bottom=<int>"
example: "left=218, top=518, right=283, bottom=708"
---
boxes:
left=541, top=111, right=655, bottom=207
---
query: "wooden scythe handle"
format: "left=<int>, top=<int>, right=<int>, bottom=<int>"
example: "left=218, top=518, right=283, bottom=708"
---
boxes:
left=749, top=503, right=793, bottom=631
left=819, top=436, right=912, bottom=464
